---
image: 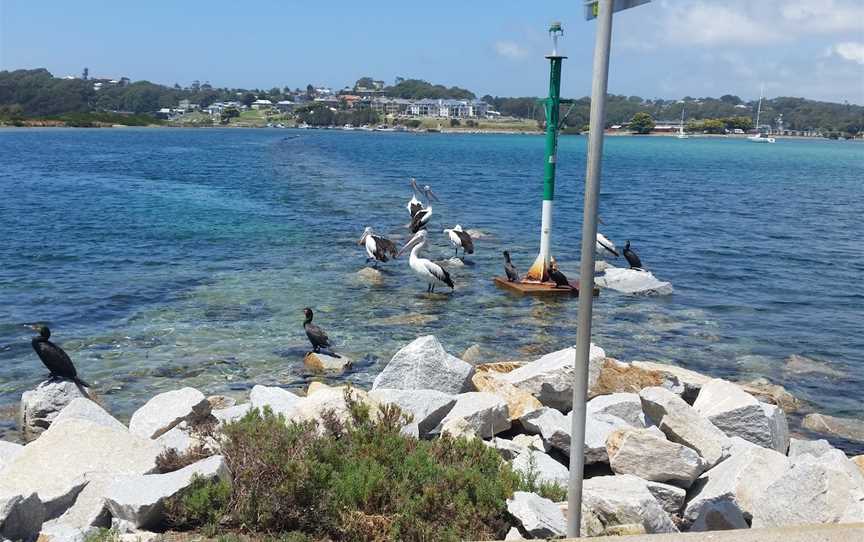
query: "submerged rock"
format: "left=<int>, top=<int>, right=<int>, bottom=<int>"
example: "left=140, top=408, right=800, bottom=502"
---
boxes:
left=783, top=354, right=845, bottom=378
left=128, top=387, right=210, bottom=440
left=460, top=344, right=482, bottom=363
left=356, top=267, right=383, bottom=284
left=802, top=413, right=864, bottom=443
left=303, top=351, right=352, bottom=373
left=372, top=335, right=474, bottom=394
left=596, top=267, right=673, bottom=296
left=20, top=380, right=91, bottom=440
left=506, top=491, right=566, bottom=538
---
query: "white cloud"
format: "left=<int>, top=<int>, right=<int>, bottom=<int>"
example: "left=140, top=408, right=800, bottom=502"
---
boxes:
left=832, top=42, right=864, bottom=65
left=494, top=40, right=528, bottom=60
left=781, top=0, right=864, bottom=33
left=668, top=3, right=780, bottom=45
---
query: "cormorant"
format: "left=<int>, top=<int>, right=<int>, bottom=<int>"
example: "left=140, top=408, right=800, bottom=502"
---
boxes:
left=549, top=258, right=570, bottom=288
left=623, top=240, right=643, bottom=269
left=28, top=324, right=89, bottom=387
left=503, top=250, right=519, bottom=282
left=303, top=308, right=334, bottom=353
left=359, top=227, right=398, bottom=265
left=444, top=225, right=474, bottom=258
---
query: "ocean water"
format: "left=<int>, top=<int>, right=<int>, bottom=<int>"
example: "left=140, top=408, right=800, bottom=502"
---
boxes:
left=1, top=128, right=862, bottom=439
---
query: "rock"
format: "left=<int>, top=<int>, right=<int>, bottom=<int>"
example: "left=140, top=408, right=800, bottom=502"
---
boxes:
left=105, top=456, right=230, bottom=530
left=249, top=385, right=301, bottom=417
left=292, top=386, right=380, bottom=429
left=20, top=380, right=91, bottom=439
left=852, top=455, right=864, bottom=475
left=52, top=398, right=126, bottom=433
left=519, top=407, right=629, bottom=463
left=519, top=407, right=570, bottom=451
left=512, top=434, right=549, bottom=453
left=0, top=493, right=45, bottom=542
left=587, top=393, right=645, bottom=427
left=802, top=413, right=864, bottom=442
left=784, top=354, right=845, bottom=378
left=435, top=392, right=509, bottom=439
left=0, top=418, right=161, bottom=520
left=511, top=450, right=569, bottom=487
left=356, top=267, right=383, bottom=283
left=128, top=388, right=210, bottom=440
left=506, top=491, right=566, bottom=538
left=788, top=437, right=836, bottom=458
left=154, top=426, right=201, bottom=454
left=683, top=445, right=789, bottom=531
left=471, top=373, right=541, bottom=421
left=372, top=335, right=474, bottom=394
left=606, top=428, right=704, bottom=488
left=486, top=438, right=525, bottom=460
left=643, top=481, right=686, bottom=515
left=738, top=378, right=801, bottom=413
left=693, top=379, right=789, bottom=453
left=303, top=352, right=352, bottom=373
left=0, top=440, right=24, bottom=472
left=368, top=388, right=455, bottom=437
left=582, top=474, right=678, bottom=533
left=499, top=344, right=606, bottom=410
left=504, top=526, right=524, bottom=540
left=212, top=403, right=251, bottom=425
left=306, top=381, right=333, bottom=395
left=206, top=395, right=235, bottom=410
left=461, top=344, right=482, bottom=363
left=592, top=358, right=684, bottom=399
left=630, top=361, right=710, bottom=402
left=475, top=361, right=525, bottom=374
left=751, top=449, right=864, bottom=528
left=465, top=228, right=488, bottom=239
left=556, top=501, right=606, bottom=537
left=38, top=473, right=113, bottom=541
left=440, top=417, right=476, bottom=440
left=596, top=267, right=673, bottom=295
left=639, top=386, right=729, bottom=468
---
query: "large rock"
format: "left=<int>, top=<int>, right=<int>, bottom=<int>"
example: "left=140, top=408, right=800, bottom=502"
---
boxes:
left=519, top=407, right=629, bottom=463
left=788, top=437, right=836, bottom=458
left=506, top=491, right=566, bottom=538
left=630, top=361, right=710, bottom=402
left=435, top=392, right=509, bottom=439
left=802, top=413, right=864, bottom=442
left=212, top=403, right=252, bottom=425
left=369, top=388, right=455, bottom=437
left=511, top=450, right=569, bottom=487
left=0, top=418, right=161, bottom=520
left=606, top=428, right=704, bottom=488
left=105, top=456, right=230, bottom=530
left=0, top=440, right=24, bottom=471
left=38, top=473, right=113, bottom=542
left=498, top=344, right=606, bottom=410
left=738, top=378, right=801, bottom=413
left=0, top=492, right=45, bottom=542
left=471, top=372, right=541, bottom=421
left=693, top=378, right=789, bottom=453
left=592, top=358, right=684, bottom=399
left=644, top=481, right=686, bottom=515
left=372, top=335, right=474, bottom=394
left=249, top=385, right=301, bottom=417
left=639, top=386, right=729, bottom=468
left=52, top=398, right=126, bottom=432
left=852, top=455, right=864, bottom=476
left=20, top=380, right=91, bottom=439
left=303, top=352, right=352, bottom=373
left=582, top=474, right=677, bottom=533
left=683, top=445, right=789, bottom=531
left=128, top=387, right=210, bottom=440
left=587, top=393, right=645, bottom=427
left=292, top=386, right=381, bottom=429
left=596, top=267, right=673, bottom=295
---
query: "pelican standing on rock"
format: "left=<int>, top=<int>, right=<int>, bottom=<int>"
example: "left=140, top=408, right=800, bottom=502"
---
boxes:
left=358, top=227, right=398, bottom=265
left=27, top=324, right=89, bottom=387
left=397, top=229, right=454, bottom=293
left=303, top=308, right=337, bottom=354
left=549, top=258, right=570, bottom=288
left=408, top=181, right=438, bottom=233
left=503, top=250, right=519, bottom=282
left=443, top=225, right=474, bottom=258
left=623, top=241, right=643, bottom=270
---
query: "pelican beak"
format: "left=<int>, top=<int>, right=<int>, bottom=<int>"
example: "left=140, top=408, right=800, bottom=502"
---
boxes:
left=410, top=178, right=421, bottom=196
left=397, top=231, right=422, bottom=257
left=425, top=188, right=439, bottom=202
left=358, top=232, right=368, bottom=245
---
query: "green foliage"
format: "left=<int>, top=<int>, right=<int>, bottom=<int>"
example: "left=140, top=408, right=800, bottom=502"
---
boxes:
left=405, top=119, right=422, bottom=128
left=386, top=78, right=475, bottom=100
left=629, top=112, right=655, bottom=134
left=295, top=102, right=380, bottom=127
left=83, top=528, right=120, bottom=542
left=514, top=451, right=568, bottom=502
left=164, top=474, right=231, bottom=532
left=449, top=118, right=461, bottom=127
left=218, top=391, right=519, bottom=541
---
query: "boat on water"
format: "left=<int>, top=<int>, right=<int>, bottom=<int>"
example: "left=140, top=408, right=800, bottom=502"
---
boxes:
left=676, top=104, right=688, bottom=139
left=748, top=86, right=776, bottom=144
left=343, top=123, right=355, bottom=130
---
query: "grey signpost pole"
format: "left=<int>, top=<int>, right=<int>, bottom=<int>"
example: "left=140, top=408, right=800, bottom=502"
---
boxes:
left=567, top=0, right=648, bottom=537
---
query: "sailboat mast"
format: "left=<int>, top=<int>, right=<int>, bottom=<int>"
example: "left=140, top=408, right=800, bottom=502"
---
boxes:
left=755, top=85, right=763, bottom=132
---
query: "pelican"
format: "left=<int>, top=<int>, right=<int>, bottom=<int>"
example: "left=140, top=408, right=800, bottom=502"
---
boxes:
left=397, top=229, right=454, bottom=293
left=408, top=181, right=438, bottom=233
left=407, top=178, right=423, bottom=218
left=623, top=241, right=643, bottom=270
left=443, top=225, right=474, bottom=258
left=596, top=233, right=619, bottom=258
left=303, top=308, right=336, bottom=354
left=28, top=324, right=89, bottom=387
left=549, top=258, right=570, bottom=288
left=358, top=227, right=398, bottom=265
left=503, top=250, right=519, bottom=282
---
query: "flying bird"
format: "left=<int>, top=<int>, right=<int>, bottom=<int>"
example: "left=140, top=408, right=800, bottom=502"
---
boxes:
left=503, top=250, right=519, bottom=282
left=359, top=227, right=398, bottom=265
left=28, top=324, right=89, bottom=387
left=443, top=225, right=474, bottom=258
left=623, top=241, right=643, bottom=270
left=397, top=229, right=454, bottom=294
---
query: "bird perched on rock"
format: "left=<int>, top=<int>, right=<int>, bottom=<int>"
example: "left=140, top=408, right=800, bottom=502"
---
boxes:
left=549, top=258, right=570, bottom=289
left=443, top=225, right=474, bottom=258
left=623, top=241, right=643, bottom=270
left=28, top=324, right=89, bottom=387
left=303, top=308, right=337, bottom=355
left=503, top=250, right=519, bottom=282
left=359, top=227, right=398, bottom=265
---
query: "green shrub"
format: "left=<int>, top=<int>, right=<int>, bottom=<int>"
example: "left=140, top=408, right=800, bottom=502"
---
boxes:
left=164, top=474, right=231, bottom=532
left=515, top=450, right=568, bottom=502
left=83, top=528, right=119, bottom=542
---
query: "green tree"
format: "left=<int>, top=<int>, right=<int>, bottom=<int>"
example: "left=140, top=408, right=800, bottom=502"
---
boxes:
left=241, top=93, right=255, bottom=107
left=628, top=112, right=655, bottom=134
left=700, top=119, right=726, bottom=134
left=354, top=77, right=375, bottom=89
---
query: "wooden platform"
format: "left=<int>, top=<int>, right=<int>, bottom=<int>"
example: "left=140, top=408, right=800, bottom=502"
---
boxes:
left=493, top=276, right=599, bottom=297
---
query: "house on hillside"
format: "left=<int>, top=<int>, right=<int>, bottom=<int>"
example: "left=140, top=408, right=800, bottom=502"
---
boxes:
left=251, top=99, right=273, bottom=110
left=275, top=100, right=295, bottom=113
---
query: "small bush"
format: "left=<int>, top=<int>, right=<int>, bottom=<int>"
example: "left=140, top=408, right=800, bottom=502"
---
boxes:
left=164, top=474, right=231, bottom=532
left=155, top=444, right=212, bottom=473
left=83, top=528, right=119, bottom=542
left=515, top=451, right=568, bottom=502
left=449, top=118, right=461, bottom=127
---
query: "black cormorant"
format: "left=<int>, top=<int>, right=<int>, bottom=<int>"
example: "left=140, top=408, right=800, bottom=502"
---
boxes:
left=503, top=250, right=519, bottom=282
left=623, top=241, right=643, bottom=269
left=549, top=258, right=570, bottom=288
left=303, top=308, right=333, bottom=354
left=28, top=324, right=89, bottom=387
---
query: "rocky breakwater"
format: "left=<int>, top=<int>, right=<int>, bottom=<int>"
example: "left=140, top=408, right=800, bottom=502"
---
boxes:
left=2, top=334, right=863, bottom=540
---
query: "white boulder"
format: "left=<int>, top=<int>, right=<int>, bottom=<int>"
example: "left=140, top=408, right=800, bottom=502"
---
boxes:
left=38, top=473, right=113, bottom=541
left=787, top=437, right=836, bottom=458
left=587, top=393, right=645, bottom=427
left=372, top=335, right=474, bottom=394
left=596, top=267, right=673, bottom=296
left=506, top=491, right=566, bottom=538
left=128, top=387, right=210, bottom=440
left=0, top=440, right=24, bottom=472
left=630, top=361, right=710, bottom=402
left=20, top=380, right=91, bottom=438
left=639, top=386, right=729, bottom=468
left=369, top=388, right=455, bottom=437
left=606, top=428, right=705, bottom=488
left=212, top=403, right=252, bottom=425
left=520, top=407, right=629, bottom=463
left=435, top=392, right=509, bottom=439
left=582, top=474, right=678, bottom=533
left=644, top=481, right=686, bottom=515
left=249, top=385, right=301, bottom=417
left=511, top=450, right=569, bottom=487
left=291, top=386, right=380, bottom=429
left=693, top=378, right=789, bottom=453
left=53, top=398, right=126, bottom=432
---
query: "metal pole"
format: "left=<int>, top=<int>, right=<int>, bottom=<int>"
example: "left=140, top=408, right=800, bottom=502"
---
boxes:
left=567, top=0, right=614, bottom=537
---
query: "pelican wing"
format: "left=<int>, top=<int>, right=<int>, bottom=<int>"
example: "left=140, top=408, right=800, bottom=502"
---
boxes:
left=409, top=200, right=423, bottom=217
left=373, top=235, right=398, bottom=261
left=424, top=260, right=454, bottom=288
left=409, top=210, right=430, bottom=233
left=454, top=230, right=474, bottom=254
left=597, top=234, right=619, bottom=257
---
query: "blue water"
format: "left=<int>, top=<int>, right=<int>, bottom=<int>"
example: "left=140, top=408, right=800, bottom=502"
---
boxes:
left=1, top=128, right=862, bottom=438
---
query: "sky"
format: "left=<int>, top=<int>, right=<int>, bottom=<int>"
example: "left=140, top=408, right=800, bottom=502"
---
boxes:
left=1, top=0, right=862, bottom=103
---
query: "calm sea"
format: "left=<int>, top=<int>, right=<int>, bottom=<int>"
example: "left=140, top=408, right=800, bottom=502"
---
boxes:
left=1, top=128, right=862, bottom=440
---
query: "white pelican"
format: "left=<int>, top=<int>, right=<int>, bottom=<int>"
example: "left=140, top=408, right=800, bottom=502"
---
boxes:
left=359, top=227, right=398, bottom=265
left=407, top=178, right=423, bottom=218
left=397, top=229, right=454, bottom=293
left=443, top=225, right=474, bottom=258
left=408, top=181, right=438, bottom=233
left=596, top=232, right=619, bottom=258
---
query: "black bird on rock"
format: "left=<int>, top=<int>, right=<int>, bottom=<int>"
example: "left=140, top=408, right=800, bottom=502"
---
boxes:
left=549, top=258, right=570, bottom=289
left=503, top=250, right=519, bottom=282
left=303, top=308, right=336, bottom=355
left=28, top=324, right=89, bottom=387
left=623, top=241, right=643, bottom=270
